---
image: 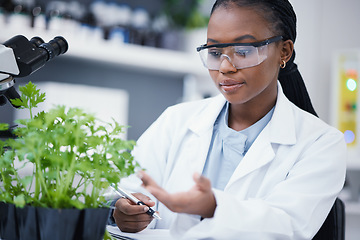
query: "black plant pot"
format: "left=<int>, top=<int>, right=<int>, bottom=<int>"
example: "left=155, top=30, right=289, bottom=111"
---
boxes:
left=37, top=207, right=82, bottom=240
left=79, top=208, right=111, bottom=240
left=0, top=202, right=7, bottom=236
left=1, top=203, right=18, bottom=240
left=16, top=205, right=38, bottom=240
left=0, top=203, right=110, bottom=240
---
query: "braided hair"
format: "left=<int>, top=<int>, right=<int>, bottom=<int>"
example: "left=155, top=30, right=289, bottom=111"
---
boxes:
left=210, top=0, right=318, bottom=117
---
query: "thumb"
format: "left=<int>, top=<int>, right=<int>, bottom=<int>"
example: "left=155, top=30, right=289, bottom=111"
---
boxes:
left=138, top=171, right=170, bottom=204
left=138, top=170, right=159, bottom=188
left=193, top=172, right=212, bottom=192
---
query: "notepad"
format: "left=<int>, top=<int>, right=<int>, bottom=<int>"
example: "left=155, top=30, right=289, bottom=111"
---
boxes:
left=106, top=225, right=174, bottom=240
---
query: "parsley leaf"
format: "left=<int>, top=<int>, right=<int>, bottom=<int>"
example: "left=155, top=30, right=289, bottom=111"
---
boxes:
left=1, top=82, right=138, bottom=211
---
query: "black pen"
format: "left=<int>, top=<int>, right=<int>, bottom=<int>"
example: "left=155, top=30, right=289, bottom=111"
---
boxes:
left=110, top=183, right=161, bottom=220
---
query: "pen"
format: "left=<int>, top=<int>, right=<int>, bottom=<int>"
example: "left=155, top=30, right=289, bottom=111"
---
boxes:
left=110, top=183, right=161, bottom=220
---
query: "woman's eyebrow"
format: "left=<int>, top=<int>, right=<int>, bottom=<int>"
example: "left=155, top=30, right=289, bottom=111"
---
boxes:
left=234, top=35, right=257, bottom=41
left=207, top=35, right=257, bottom=44
left=207, top=38, right=220, bottom=44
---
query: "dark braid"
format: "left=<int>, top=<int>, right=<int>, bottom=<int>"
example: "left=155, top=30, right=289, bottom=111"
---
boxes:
left=211, top=0, right=318, bottom=117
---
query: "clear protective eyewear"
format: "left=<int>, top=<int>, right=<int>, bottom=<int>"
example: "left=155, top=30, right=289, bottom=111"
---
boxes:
left=196, top=36, right=283, bottom=70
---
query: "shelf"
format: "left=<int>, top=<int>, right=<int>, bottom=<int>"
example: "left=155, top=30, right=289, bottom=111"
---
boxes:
left=0, top=14, right=208, bottom=77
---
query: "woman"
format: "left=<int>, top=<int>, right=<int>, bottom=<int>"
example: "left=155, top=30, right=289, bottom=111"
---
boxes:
left=111, top=0, right=346, bottom=239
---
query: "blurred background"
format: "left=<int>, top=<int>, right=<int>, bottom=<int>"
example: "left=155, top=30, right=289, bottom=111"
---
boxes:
left=0, top=0, right=359, bottom=238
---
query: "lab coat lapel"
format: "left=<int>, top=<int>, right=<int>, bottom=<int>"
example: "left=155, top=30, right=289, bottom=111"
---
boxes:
left=225, top=82, right=297, bottom=188
left=225, top=127, right=274, bottom=188
left=165, top=95, right=227, bottom=191
left=188, top=95, right=226, bottom=174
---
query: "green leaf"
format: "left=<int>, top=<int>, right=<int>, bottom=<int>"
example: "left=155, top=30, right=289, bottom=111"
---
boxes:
left=103, top=230, right=115, bottom=240
left=10, top=98, right=25, bottom=108
left=0, top=123, right=9, bottom=131
left=14, top=194, right=26, bottom=208
left=1, top=82, right=140, bottom=209
left=10, top=81, right=46, bottom=118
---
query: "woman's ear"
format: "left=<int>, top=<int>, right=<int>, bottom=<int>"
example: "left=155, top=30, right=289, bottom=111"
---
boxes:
left=280, top=40, right=294, bottom=63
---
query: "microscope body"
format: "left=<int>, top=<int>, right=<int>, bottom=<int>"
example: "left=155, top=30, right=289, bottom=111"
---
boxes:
left=0, top=35, right=68, bottom=107
left=0, top=43, right=19, bottom=80
left=0, top=43, right=20, bottom=106
left=0, top=35, right=68, bottom=138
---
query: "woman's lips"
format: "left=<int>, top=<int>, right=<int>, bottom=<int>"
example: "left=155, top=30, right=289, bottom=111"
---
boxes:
left=219, top=79, right=245, bottom=93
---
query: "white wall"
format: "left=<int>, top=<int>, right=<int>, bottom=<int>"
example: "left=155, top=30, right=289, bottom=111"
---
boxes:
left=290, top=0, right=360, bottom=123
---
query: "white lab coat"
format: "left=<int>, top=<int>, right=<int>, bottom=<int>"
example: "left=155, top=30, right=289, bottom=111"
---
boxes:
left=122, top=82, right=347, bottom=240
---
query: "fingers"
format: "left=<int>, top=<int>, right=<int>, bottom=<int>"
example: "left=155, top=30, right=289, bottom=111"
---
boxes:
left=113, top=209, right=151, bottom=233
left=115, top=197, right=149, bottom=215
left=138, top=170, right=159, bottom=189
left=116, top=220, right=148, bottom=233
left=193, top=172, right=212, bottom=192
left=113, top=197, right=153, bottom=233
left=132, top=192, right=155, bottom=207
left=138, top=171, right=170, bottom=205
left=138, top=171, right=211, bottom=212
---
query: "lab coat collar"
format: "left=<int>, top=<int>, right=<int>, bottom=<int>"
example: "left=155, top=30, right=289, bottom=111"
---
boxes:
left=269, top=82, right=297, bottom=145
left=188, top=94, right=226, bottom=135
left=188, top=82, right=297, bottom=146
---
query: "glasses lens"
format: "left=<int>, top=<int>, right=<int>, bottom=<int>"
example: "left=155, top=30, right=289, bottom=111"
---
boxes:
left=198, top=45, right=268, bottom=70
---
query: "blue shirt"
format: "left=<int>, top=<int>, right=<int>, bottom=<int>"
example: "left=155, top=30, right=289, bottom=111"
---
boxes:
left=202, top=102, right=274, bottom=190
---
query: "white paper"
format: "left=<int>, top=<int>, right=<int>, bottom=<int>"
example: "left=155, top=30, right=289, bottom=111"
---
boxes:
left=106, top=225, right=175, bottom=240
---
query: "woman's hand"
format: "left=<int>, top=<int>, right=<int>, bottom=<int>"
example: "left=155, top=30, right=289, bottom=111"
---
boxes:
left=139, top=171, right=217, bottom=218
left=113, top=193, right=156, bottom=233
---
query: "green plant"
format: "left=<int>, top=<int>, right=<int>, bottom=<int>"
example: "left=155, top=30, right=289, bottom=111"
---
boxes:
left=0, top=82, right=138, bottom=210
left=163, top=0, right=209, bottom=29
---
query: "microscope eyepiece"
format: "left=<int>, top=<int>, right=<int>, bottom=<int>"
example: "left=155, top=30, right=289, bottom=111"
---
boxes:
left=32, top=36, right=68, bottom=61
left=29, top=36, right=45, bottom=47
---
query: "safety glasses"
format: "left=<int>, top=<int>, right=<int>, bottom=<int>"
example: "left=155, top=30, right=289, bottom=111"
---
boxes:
left=196, top=36, right=283, bottom=70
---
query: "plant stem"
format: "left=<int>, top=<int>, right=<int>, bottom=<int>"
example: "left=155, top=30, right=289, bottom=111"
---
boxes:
left=0, top=171, right=7, bottom=192
left=34, top=162, right=40, bottom=200
left=29, top=106, right=33, bottom=119
left=60, top=124, right=80, bottom=206
left=33, top=152, right=49, bottom=203
left=91, top=170, right=101, bottom=208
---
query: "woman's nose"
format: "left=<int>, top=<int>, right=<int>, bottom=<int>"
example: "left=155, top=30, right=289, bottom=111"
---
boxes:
left=219, top=55, right=237, bottom=74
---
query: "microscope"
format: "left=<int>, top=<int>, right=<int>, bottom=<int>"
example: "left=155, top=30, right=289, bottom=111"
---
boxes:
left=0, top=35, right=68, bottom=137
